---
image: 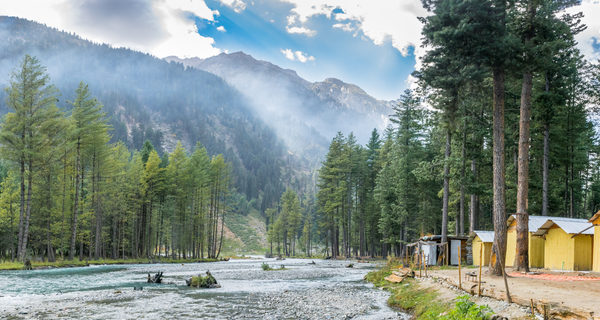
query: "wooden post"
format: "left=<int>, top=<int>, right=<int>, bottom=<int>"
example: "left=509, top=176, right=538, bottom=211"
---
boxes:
left=405, top=247, right=408, bottom=267
left=495, top=244, right=512, bottom=303
left=478, top=243, right=483, bottom=296
left=413, top=247, right=417, bottom=267
left=419, top=245, right=422, bottom=277
left=425, top=254, right=428, bottom=277
left=458, top=242, right=462, bottom=290
left=530, top=299, right=535, bottom=315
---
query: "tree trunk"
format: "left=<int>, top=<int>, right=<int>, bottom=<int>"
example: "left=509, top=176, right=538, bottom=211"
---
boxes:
left=46, top=172, right=56, bottom=262
left=491, top=67, right=507, bottom=276
left=516, top=70, right=533, bottom=272
left=541, top=73, right=550, bottom=216
left=17, top=155, right=25, bottom=261
left=460, top=126, right=466, bottom=236
left=20, top=160, right=34, bottom=261
left=70, top=138, right=81, bottom=260
left=61, top=149, right=68, bottom=258
left=542, top=122, right=549, bottom=216
left=94, top=166, right=102, bottom=260
left=470, top=158, right=478, bottom=233
left=442, top=127, right=451, bottom=263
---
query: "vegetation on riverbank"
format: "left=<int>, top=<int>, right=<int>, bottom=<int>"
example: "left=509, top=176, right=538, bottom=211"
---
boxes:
left=365, top=262, right=493, bottom=319
left=0, top=257, right=224, bottom=270
left=261, top=262, right=288, bottom=271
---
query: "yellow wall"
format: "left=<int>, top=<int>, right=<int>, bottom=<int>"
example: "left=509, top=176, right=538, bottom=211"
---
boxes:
left=506, top=221, right=516, bottom=267
left=506, top=220, right=545, bottom=268
left=594, top=226, right=600, bottom=272
left=574, top=234, right=593, bottom=271
left=472, top=237, right=492, bottom=266
left=544, top=226, right=574, bottom=270
left=528, top=234, right=545, bottom=268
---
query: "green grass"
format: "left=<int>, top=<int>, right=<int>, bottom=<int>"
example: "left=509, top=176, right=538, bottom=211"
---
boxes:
left=0, top=257, right=222, bottom=270
left=365, top=261, right=494, bottom=319
left=0, top=261, right=26, bottom=270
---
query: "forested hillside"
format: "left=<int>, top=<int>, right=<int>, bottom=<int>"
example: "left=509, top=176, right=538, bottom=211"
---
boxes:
left=0, top=16, right=285, bottom=208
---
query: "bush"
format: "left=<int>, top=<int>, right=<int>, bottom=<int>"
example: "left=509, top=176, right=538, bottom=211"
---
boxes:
left=261, top=262, right=272, bottom=271
left=433, top=296, right=493, bottom=320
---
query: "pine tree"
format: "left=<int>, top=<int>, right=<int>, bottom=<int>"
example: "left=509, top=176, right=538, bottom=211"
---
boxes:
left=0, top=55, right=60, bottom=261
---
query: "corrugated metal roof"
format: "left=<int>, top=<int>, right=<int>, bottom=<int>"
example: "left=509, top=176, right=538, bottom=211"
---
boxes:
left=533, top=217, right=593, bottom=236
left=528, top=216, right=551, bottom=231
left=473, top=230, right=494, bottom=243
left=508, top=215, right=591, bottom=234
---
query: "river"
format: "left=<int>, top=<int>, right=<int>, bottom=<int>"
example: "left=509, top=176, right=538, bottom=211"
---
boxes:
left=0, top=258, right=407, bottom=319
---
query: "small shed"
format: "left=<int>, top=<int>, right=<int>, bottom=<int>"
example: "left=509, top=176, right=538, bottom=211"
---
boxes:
left=419, top=235, right=468, bottom=265
left=534, top=218, right=593, bottom=271
left=472, top=231, right=493, bottom=266
left=505, top=215, right=548, bottom=268
left=421, top=241, right=438, bottom=266
left=588, top=210, right=600, bottom=272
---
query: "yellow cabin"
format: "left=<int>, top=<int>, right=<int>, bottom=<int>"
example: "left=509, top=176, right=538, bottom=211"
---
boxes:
left=472, top=231, right=493, bottom=266
left=588, top=210, right=600, bottom=272
left=505, top=215, right=548, bottom=268
left=534, top=218, right=593, bottom=271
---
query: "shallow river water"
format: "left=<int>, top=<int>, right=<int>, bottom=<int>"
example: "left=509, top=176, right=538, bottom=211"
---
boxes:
left=0, top=258, right=407, bottom=319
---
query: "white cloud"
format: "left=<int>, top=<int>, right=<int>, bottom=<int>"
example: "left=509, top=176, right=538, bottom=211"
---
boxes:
left=219, top=0, right=246, bottom=13
left=0, top=0, right=222, bottom=59
left=566, top=1, right=600, bottom=62
left=281, top=48, right=315, bottom=62
left=280, top=0, right=427, bottom=57
left=332, top=22, right=355, bottom=32
left=295, top=50, right=315, bottom=62
left=281, top=48, right=296, bottom=60
left=286, top=26, right=317, bottom=36
left=217, top=25, right=226, bottom=32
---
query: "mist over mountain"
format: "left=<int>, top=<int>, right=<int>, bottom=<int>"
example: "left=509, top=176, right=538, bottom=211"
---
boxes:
left=0, top=16, right=287, bottom=207
left=166, top=52, right=393, bottom=162
left=0, top=16, right=392, bottom=207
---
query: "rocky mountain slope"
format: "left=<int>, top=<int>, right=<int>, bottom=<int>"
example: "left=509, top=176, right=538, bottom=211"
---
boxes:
left=0, top=16, right=284, bottom=205
left=166, top=52, right=392, bottom=162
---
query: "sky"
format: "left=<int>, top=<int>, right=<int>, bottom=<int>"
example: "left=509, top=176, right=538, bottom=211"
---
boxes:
left=1, top=0, right=599, bottom=100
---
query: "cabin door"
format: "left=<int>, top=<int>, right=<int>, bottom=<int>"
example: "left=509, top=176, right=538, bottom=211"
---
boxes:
left=450, top=240, right=461, bottom=265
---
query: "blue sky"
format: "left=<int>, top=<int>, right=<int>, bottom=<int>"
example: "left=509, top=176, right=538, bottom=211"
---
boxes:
left=2, top=0, right=599, bottom=101
left=197, top=0, right=417, bottom=100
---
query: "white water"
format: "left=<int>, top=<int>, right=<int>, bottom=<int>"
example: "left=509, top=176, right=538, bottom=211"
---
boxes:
left=0, top=258, right=407, bottom=319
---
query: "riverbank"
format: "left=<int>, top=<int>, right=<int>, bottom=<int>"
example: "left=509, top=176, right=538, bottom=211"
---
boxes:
left=365, top=261, right=532, bottom=319
left=0, top=257, right=227, bottom=270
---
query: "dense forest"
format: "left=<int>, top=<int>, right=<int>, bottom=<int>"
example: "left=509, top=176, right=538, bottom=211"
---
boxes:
left=310, top=0, right=600, bottom=269
left=0, top=16, right=287, bottom=213
left=0, top=56, right=234, bottom=261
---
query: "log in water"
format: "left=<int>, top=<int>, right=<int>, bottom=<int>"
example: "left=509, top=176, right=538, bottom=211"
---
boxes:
left=0, top=258, right=407, bottom=319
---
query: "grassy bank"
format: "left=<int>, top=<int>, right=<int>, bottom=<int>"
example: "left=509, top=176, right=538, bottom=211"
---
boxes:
left=365, top=261, right=494, bottom=319
left=0, top=257, right=225, bottom=271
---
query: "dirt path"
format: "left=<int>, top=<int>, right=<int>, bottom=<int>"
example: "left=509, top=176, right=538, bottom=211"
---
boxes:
left=424, top=267, right=600, bottom=319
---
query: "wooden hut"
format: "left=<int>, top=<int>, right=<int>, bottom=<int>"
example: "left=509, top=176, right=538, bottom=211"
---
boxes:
left=419, top=235, right=468, bottom=265
left=505, top=215, right=547, bottom=268
left=534, top=218, right=593, bottom=271
left=472, top=231, right=493, bottom=266
left=588, top=210, right=600, bottom=272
